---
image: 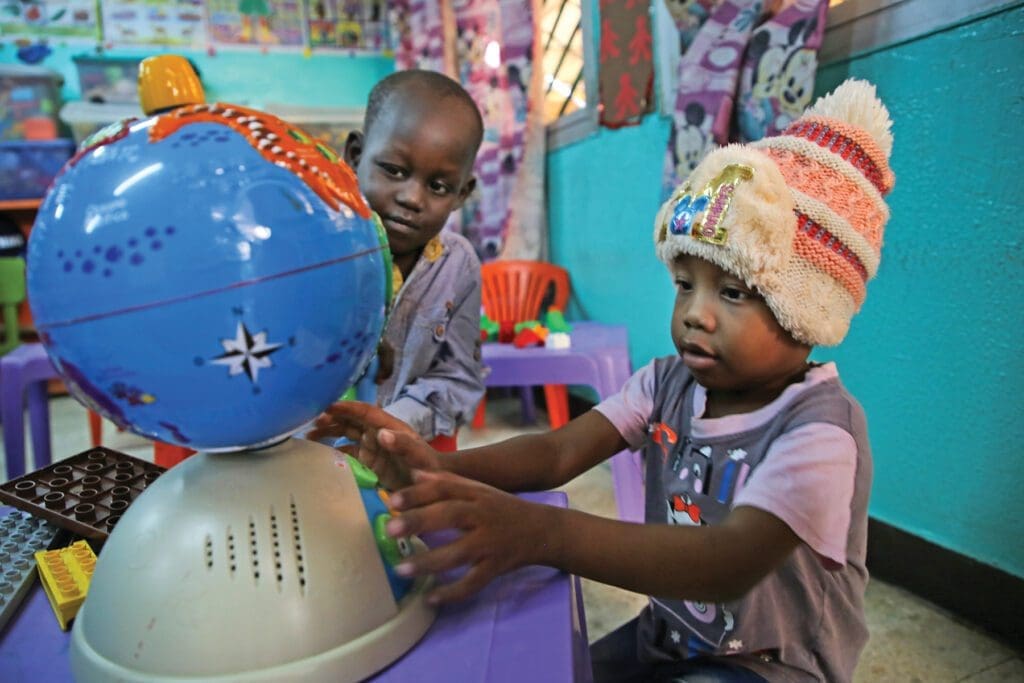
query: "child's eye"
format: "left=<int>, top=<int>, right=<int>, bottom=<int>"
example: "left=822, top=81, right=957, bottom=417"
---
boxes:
left=378, top=163, right=405, bottom=179
left=675, top=279, right=693, bottom=293
left=722, top=286, right=750, bottom=302
left=429, top=180, right=453, bottom=196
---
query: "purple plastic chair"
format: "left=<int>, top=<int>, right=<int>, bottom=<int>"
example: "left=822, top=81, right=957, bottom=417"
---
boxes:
left=1, top=342, right=58, bottom=481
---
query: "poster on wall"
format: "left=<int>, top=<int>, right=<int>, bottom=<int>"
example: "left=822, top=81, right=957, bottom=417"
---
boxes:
left=100, top=0, right=208, bottom=47
left=206, top=0, right=305, bottom=47
left=306, top=0, right=389, bottom=52
left=0, top=0, right=99, bottom=42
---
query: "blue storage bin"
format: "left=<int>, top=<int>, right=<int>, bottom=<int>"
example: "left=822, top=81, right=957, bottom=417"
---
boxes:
left=0, top=139, right=75, bottom=201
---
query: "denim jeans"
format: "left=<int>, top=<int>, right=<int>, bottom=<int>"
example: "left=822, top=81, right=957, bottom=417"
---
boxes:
left=591, top=617, right=768, bottom=683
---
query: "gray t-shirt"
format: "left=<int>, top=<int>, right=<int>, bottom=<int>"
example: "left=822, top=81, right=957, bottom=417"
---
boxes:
left=596, top=358, right=872, bottom=682
left=376, top=230, right=485, bottom=440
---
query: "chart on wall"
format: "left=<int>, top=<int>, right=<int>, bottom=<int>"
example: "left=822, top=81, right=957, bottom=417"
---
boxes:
left=101, top=0, right=208, bottom=47
left=306, top=0, right=388, bottom=51
left=1, top=0, right=395, bottom=52
left=206, top=0, right=305, bottom=47
left=0, top=0, right=99, bottom=41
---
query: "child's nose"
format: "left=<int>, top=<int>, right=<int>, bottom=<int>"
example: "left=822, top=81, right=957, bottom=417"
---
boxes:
left=395, top=181, right=425, bottom=210
left=683, top=295, right=716, bottom=332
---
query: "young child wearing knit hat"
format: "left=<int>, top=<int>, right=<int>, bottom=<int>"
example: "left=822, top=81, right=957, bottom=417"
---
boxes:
left=308, top=79, right=895, bottom=683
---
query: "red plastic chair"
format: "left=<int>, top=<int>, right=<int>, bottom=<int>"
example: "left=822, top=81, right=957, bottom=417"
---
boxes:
left=88, top=413, right=194, bottom=468
left=474, top=260, right=571, bottom=430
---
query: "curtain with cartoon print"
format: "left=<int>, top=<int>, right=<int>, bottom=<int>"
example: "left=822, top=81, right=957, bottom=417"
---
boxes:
left=662, top=0, right=828, bottom=198
left=390, top=0, right=546, bottom=263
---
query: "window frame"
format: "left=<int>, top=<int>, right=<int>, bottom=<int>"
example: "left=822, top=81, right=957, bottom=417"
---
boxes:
left=544, top=0, right=599, bottom=151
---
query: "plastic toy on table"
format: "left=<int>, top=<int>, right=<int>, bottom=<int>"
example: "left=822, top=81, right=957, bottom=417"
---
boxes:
left=0, top=447, right=164, bottom=541
left=35, top=539, right=96, bottom=630
left=0, top=509, right=63, bottom=634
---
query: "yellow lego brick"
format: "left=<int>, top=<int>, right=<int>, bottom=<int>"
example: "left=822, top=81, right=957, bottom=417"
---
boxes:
left=34, top=540, right=97, bottom=630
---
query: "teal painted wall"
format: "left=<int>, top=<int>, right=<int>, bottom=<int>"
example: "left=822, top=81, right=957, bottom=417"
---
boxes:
left=549, top=4, right=1024, bottom=577
left=0, top=45, right=393, bottom=107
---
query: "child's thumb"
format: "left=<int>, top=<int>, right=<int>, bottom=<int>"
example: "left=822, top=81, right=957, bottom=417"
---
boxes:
left=378, top=429, right=434, bottom=465
left=378, top=428, right=420, bottom=452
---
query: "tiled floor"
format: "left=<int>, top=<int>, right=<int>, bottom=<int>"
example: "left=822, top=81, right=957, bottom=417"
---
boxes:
left=5, top=394, right=1023, bottom=681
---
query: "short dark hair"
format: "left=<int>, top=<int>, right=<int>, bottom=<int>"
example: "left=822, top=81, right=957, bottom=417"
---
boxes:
left=364, top=69, right=484, bottom=152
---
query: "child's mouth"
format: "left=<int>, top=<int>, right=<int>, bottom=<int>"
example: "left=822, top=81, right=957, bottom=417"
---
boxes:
left=382, top=216, right=418, bottom=236
left=681, top=343, right=718, bottom=371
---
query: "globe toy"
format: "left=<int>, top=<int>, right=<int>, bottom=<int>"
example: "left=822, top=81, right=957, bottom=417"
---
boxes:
left=27, top=100, right=390, bottom=451
left=42, top=55, right=437, bottom=682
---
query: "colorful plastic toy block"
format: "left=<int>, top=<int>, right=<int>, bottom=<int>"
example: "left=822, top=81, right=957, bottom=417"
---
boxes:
left=545, top=332, right=572, bottom=350
left=480, top=313, right=500, bottom=341
left=0, top=509, right=63, bottom=633
left=0, top=447, right=166, bottom=540
left=544, top=308, right=572, bottom=334
left=35, top=539, right=97, bottom=629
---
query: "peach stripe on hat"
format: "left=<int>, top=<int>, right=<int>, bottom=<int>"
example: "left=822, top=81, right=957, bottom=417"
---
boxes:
left=757, top=140, right=889, bottom=247
left=793, top=230, right=867, bottom=306
left=790, top=189, right=881, bottom=278
left=796, top=115, right=894, bottom=192
left=754, top=132, right=889, bottom=207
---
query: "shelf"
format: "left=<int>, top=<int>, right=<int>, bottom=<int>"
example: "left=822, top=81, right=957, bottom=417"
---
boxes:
left=0, top=199, right=43, bottom=211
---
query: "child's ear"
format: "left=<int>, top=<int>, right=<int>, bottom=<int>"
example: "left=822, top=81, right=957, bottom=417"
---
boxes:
left=456, top=175, right=477, bottom=206
left=343, top=130, right=364, bottom=169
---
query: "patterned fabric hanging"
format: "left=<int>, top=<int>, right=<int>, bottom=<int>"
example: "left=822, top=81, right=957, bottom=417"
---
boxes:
left=390, top=0, right=545, bottom=262
left=735, top=0, right=828, bottom=142
left=598, top=0, right=655, bottom=128
left=661, top=0, right=831, bottom=198
left=662, top=0, right=764, bottom=197
left=391, top=0, right=447, bottom=72
left=663, top=0, right=723, bottom=52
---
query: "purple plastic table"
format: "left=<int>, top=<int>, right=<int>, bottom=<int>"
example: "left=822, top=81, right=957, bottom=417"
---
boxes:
left=0, top=492, right=592, bottom=682
left=1, top=343, right=58, bottom=481
left=481, top=322, right=645, bottom=523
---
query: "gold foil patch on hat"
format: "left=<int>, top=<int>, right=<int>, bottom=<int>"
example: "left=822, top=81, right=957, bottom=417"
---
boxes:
left=668, top=164, right=753, bottom=245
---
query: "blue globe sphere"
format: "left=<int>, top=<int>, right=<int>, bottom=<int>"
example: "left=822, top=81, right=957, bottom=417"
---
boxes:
left=27, top=104, right=388, bottom=451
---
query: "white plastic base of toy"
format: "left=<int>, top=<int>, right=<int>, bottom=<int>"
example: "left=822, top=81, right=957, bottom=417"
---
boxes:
left=70, top=438, right=435, bottom=682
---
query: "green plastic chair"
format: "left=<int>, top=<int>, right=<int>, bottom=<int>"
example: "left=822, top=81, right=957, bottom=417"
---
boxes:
left=0, top=257, right=26, bottom=355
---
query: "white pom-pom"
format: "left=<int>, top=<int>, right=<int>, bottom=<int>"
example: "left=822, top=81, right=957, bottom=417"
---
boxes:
left=804, top=79, right=893, bottom=158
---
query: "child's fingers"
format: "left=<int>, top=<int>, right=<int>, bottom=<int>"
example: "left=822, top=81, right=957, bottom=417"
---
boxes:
left=394, top=539, right=469, bottom=578
left=376, top=430, right=437, bottom=470
left=304, top=412, right=360, bottom=440
left=326, top=401, right=417, bottom=435
left=426, top=564, right=496, bottom=605
left=387, top=494, right=489, bottom=547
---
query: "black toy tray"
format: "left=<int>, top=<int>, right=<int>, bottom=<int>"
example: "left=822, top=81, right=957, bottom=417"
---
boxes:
left=0, top=447, right=165, bottom=540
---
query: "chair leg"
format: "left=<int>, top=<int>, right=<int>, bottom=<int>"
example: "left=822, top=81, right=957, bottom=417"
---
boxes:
left=428, top=432, right=458, bottom=453
left=27, top=380, right=52, bottom=471
left=471, top=397, right=487, bottom=429
left=88, top=410, right=103, bottom=447
left=544, top=384, right=570, bottom=430
left=1, top=372, right=26, bottom=481
left=519, top=386, right=537, bottom=425
left=153, top=442, right=195, bottom=468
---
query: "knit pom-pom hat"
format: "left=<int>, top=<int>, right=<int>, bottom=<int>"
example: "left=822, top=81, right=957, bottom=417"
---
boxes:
left=654, top=79, right=895, bottom=346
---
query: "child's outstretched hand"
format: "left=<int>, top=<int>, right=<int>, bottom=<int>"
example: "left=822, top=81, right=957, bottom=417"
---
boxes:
left=384, top=465, right=548, bottom=605
left=306, top=402, right=439, bottom=490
